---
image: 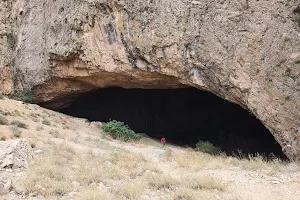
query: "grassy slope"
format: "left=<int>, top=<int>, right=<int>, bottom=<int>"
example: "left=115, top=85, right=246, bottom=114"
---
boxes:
left=0, top=97, right=299, bottom=200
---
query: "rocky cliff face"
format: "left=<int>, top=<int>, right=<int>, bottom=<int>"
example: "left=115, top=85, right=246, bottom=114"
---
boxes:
left=0, top=0, right=299, bottom=161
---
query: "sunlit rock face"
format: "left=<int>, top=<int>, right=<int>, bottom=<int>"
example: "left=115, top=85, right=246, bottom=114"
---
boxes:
left=1, top=0, right=300, bottom=160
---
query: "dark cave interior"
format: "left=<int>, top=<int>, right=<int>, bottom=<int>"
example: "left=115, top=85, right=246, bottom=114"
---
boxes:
left=61, top=87, right=286, bottom=159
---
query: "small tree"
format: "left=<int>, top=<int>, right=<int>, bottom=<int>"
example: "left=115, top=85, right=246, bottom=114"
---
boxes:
left=21, top=92, right=35, bottom=103
left=195, top=140, right=221, bottom=155
left=101, top=120, right=141, bottom=141
left=13, top=90, right=36, bottom=103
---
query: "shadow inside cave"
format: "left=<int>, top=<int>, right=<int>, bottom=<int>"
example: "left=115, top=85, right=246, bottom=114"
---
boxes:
left=60, top=87, right=287, bottom=159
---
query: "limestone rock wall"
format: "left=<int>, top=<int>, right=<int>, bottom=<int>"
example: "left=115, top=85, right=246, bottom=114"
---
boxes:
left=0, top=0, right=13, bottom=94
left=0, top=0, right=300, bottom=160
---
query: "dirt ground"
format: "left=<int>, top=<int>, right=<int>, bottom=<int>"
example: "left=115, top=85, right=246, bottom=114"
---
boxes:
left=0, top=97, right=299, bottom=200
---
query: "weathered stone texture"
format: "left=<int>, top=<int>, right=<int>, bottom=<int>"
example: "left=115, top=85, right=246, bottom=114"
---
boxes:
left=0, top=139, right=30, bottom=169
left=0, top=67, right=13, bottom=94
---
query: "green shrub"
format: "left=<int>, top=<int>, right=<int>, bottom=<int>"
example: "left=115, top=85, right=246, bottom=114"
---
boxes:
left=10, top=125, right=22, bottom=138
left=295, top=13, right=300, bottom=23
left=21, top=92, right=35, bottom=103
left=295, top=58, right=300, bottom=64
left=13, top=91, right=35, bottom=103
left=101, top=120, right=141, bottom=141
left=195, top=140, right=221, bottom=155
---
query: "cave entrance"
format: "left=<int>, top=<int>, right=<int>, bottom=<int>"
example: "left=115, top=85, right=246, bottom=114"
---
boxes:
left=61, top=87, right=286, bottom=159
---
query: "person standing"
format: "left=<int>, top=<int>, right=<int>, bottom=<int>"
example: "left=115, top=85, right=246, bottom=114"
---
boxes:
left=161, top=137, right=166, bottom=147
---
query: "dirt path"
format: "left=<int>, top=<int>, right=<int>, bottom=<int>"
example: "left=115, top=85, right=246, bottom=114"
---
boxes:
left=71, top=117, right=300, bottom=200
left=105, top=137, right=300, bottom=200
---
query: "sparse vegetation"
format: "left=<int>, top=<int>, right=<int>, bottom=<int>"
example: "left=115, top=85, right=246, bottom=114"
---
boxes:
left=29, top=113, right=39, bottom=122
left=274, top=63, right=281, bottom=68
left=42, top=119, right=51, bottom=126
left=49, top=130, right=62, bottom=138
left=75, top=187, right=116, bottom=200
left=295, top=57, right=300, bottom=64
left=248, top=108, right=257, bottom=116
left=101, top=120, right=141, bottom=141
left=14, top=91, right=36, bottom=103
left=1, top=96, right=298, bottom=200
left=0, top=135, right=6, bottom=141
left=195, top=140, right=221, bottom=155
left=0, top=115, right=10, bottom=125
left=165, top=147, right=172, bottom=161
left=19, top=152, right=72, bottom=196
left=11, top=120, right=28, bottom=129
left=36, top=125, right=44, bottom=131
left=0, top=94, right=6, bottom=99
left=285, top=96, right=291, bottom=101
left=10, top=125, right=22, bottom=138
left=21, top=92, right=35, bottom=103
left=180, top=173, right=226, bottom=191
left=295, top=13, right=300, bottom=23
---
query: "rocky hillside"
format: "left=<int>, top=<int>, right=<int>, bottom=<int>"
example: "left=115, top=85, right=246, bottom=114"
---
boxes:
left=0, top=97, right=299, bottom=200
left=0, top=0, right=299, bottom=160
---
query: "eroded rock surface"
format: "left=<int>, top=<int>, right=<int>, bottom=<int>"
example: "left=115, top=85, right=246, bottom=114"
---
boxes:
left=0, top=139, right=30, bottom=169
left=0, top=139, right=30, bottom=196
left=0, top=0, right=300, bottom=160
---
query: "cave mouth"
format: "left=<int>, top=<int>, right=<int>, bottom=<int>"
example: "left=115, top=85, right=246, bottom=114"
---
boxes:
left=61, top=87, right=286, bottom=159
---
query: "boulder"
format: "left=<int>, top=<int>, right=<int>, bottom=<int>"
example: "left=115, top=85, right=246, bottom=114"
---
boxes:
left=0, top=139, right=30, bottom=169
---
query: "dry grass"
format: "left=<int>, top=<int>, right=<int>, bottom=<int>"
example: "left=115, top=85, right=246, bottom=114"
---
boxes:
left=0, top=115, right=10, bottom=125
left=42, top=118, right=51, bottom=126
left=11, top=120, right=28, bottom=129
left=17, top=143, right=149, bottom=199
left=174, top=148, right=296, bottom=173
left=141, top=170, right=179, bottom=189
left=83, top=137, right=111, bottom=149
left=14, top=130, right=298, bottom=200
left=29, top=113, right=39, bottom=122
left=174, top=187, right=234, bottom=200
left=164, top=147, right=173, bottom=161
left=180, top=173, right=226, bottom=191
left=18, top=152, right=72, bottom=196
left=36, top=125, right=44, bottom=131
left=49, top=130, right=64, bottom=139
left=17, top=132, right=295, bottom=200
left=75, top=187, right=116, bottom=200
left=1, top=98, right=296, bottom=200
left=175, top=149, right=229, bottom=170
left=0, top=109, right=13, bottom=116
left=119, top=180, right=148, bottom=199
left=0, top=135, right=7, bottom=141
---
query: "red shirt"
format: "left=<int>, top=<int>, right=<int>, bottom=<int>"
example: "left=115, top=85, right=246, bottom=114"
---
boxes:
left=161, top=138, right=166, bottom=143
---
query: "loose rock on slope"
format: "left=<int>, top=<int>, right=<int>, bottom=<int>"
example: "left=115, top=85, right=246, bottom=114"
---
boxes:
left=0, top=139, right=30, bottom=170
left=0, top=139, right=30, bottom=196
